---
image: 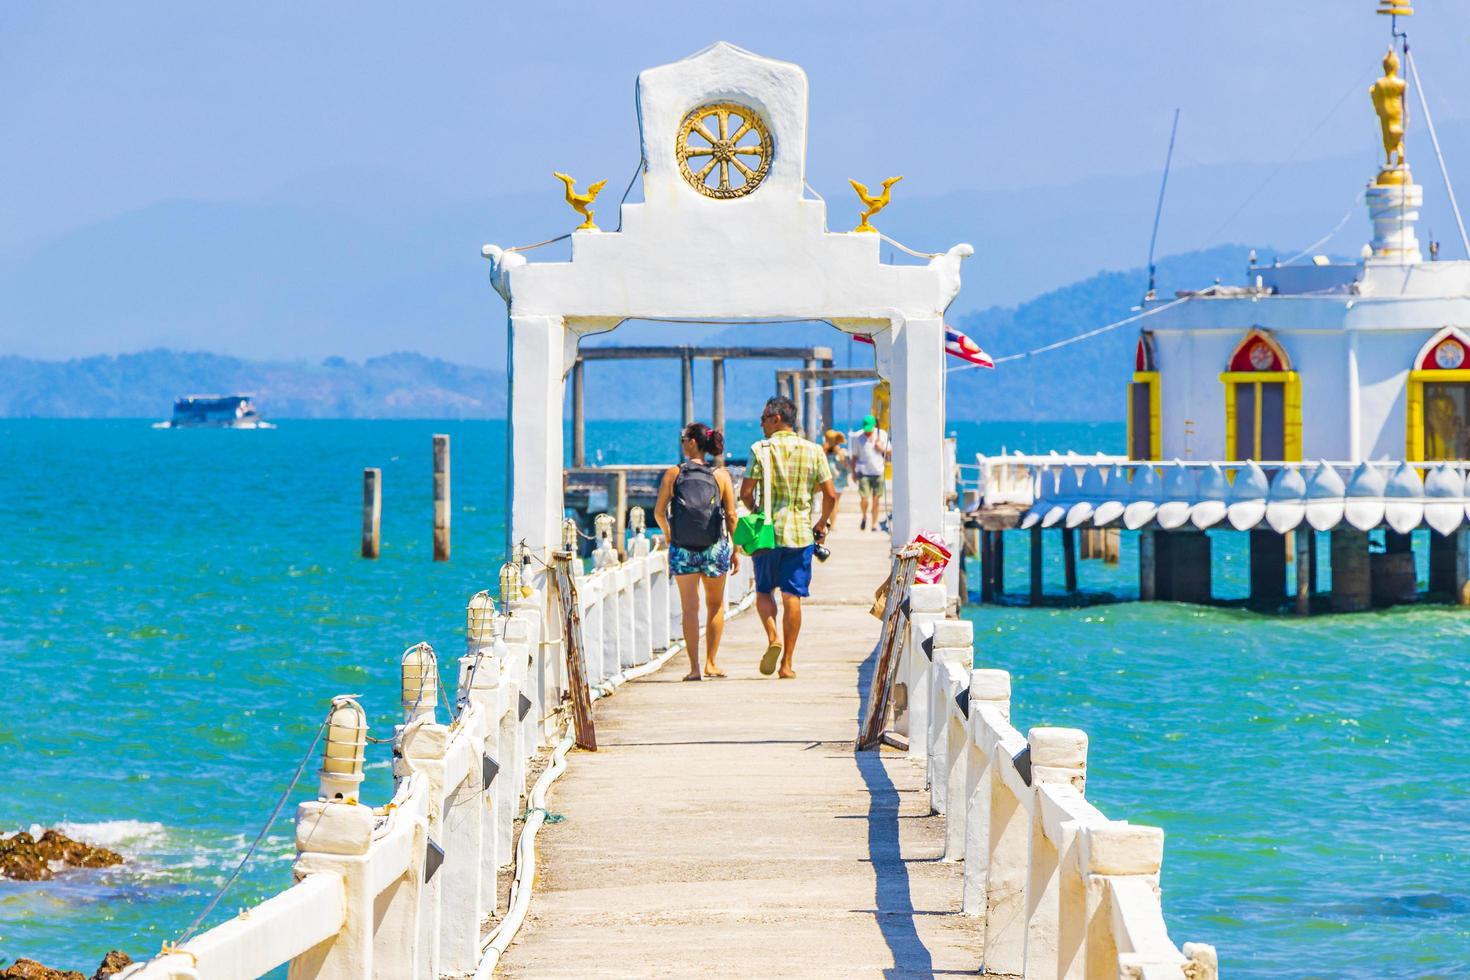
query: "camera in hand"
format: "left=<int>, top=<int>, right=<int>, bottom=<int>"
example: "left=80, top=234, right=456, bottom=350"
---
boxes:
left=812, top=528, right=831, bottom=563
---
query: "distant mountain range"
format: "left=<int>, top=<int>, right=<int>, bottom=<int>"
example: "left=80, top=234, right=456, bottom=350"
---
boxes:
left=0, top=246, right=1262, bottom=421
left=5, top=123, right=1466, bottom=369
left=0, top=350, right=506, bottom=419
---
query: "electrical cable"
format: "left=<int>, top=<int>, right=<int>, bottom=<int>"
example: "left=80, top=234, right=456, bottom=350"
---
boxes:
left=1406, top=47, right=1470, bottom=258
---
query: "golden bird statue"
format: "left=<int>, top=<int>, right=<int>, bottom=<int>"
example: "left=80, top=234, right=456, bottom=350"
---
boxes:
left=849, top=176, right=903, bottom=233
left=553, top=172, right=608, bottom=231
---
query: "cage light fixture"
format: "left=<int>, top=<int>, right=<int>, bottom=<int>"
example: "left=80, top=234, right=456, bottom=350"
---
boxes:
left=319, top=696, right=368, bottom=802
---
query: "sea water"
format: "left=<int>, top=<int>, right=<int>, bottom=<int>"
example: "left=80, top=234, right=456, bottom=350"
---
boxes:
left=0, top=418, right=1466, bottom=978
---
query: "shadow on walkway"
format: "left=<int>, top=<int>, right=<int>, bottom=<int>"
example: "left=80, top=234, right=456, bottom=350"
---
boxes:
left=855, top=640, right=936, bottom=979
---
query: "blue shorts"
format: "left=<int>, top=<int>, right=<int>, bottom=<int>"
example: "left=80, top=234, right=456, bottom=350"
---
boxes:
left=669, top=538, right=732, bottom=578
left=753, top=545, right=815, bottom=597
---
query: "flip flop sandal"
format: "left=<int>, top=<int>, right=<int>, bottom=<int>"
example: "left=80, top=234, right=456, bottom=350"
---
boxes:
left=759, top=642, right=782, bottom=676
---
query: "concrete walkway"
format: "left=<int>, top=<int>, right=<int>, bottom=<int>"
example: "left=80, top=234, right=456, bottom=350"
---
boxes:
left=498, top=499, right=981, bottom=978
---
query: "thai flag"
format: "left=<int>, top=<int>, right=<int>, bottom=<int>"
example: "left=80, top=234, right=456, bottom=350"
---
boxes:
left=852, top=326, right=993, bottom=368
left=945, top=326, right=994, bottom=369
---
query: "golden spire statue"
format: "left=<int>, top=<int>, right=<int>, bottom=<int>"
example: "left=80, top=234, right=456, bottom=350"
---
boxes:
left=1370, top=46, right=1410, bottom=185
left=553, top=172, right=607, bottom=231
left=849, top=176, right=903, bottom=233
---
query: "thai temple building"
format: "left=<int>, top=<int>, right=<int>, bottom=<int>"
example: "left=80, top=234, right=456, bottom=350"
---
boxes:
left=979, top=4, right=1470, bottom=614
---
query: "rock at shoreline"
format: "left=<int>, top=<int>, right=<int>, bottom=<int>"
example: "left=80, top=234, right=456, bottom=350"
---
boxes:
left=90, top=952, right=132, bottom=980
left=0, top=950, right=131, bottom=980
left=0, top=958, right=85, bottom=980
left=0, top=830, right=124, bottom=882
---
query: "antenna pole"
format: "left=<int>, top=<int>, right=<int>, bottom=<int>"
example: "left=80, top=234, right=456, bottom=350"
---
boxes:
left=1146, top=108, right=1181, bottom=299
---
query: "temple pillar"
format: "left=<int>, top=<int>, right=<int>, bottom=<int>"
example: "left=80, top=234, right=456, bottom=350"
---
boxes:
left=887, top=317, right=945, bottom=545
left=508, top=314, right=566, bottom=581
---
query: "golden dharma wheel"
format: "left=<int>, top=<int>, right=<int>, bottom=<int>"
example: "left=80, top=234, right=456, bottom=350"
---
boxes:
left=675, top=102, right=773, bottom=199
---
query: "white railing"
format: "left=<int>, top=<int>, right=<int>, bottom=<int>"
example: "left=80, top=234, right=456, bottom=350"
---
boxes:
left=119, top=528, right=752, bottom=980
left=900, top=580, right=1218, bottom=979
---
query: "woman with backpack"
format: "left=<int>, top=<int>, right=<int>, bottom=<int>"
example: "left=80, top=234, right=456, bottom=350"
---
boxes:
left=654, top=422, right=739, bottom=681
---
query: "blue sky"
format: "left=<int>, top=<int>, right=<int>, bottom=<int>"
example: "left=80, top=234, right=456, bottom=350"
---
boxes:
left=4, top=1, right=1470, bottom=362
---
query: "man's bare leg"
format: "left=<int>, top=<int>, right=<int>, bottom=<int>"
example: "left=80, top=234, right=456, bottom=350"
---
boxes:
left=779, top=592, right=802, bottom=678
left=756, top=591, right=779, bottom=646
left=675, top=574, right=702, bottom=680
left=701, top=574, right=729, bottom=677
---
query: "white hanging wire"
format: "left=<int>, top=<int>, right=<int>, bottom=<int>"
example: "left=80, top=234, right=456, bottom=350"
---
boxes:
left=505, top=156, right=645, bottom=252
left=797, top=296, right=1193, bottom=395
left=804, top=179, right=943, bottom=259
left=1405, top=48, right=1470, bottom=258
left=946, top=296, right=1190, bottom=374
left=1279, top=188, right=1366, bottom=266
left=1198, top=66, right=1375, bottom=247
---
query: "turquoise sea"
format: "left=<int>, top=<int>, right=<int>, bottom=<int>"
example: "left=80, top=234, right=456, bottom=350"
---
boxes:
left=1, top=418, right=1467, bottom=978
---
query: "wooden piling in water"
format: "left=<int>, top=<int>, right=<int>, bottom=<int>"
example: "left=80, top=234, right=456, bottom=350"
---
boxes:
left=1430, top=528, right=1470, bottom=604
left=1295, top=527, right=1313, bottom=615
left=1138, top=529, right=1156, bottom=601
left=993, top=531, right=1005, bottom=595
left=1029, top=527, right=1043, bottom=604
left=362, top=467, right=381, bottom=559
left=979, top=531, right=994, bottom=603
left=1249, top=529, right=1287, bottom=607
left=433, top=434, right=450, bottom=562
left=1330, top=529, right=1371, bottom=613
left=1062, top=526, right=1077, bottom=593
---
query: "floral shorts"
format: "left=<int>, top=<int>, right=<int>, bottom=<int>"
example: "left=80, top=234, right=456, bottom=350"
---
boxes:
left=669, top=537, right=732, bottom=578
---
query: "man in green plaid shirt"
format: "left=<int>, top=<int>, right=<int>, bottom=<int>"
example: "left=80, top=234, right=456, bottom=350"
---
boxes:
left=740, top=395, right=838, bottom=679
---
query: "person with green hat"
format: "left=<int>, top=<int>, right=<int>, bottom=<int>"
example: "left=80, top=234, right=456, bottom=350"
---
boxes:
left=851, top=413, right=890, bottom=532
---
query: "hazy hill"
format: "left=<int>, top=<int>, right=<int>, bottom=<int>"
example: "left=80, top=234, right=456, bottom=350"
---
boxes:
left=0, top=350, right=506, bottom=419
left=0, top=246, right=1264, bottom=421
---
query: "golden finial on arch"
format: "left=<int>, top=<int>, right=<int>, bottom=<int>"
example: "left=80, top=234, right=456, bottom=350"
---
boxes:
left=849, top=176, right=903, bottom=233
left=553, top=172, right=608, bottom=231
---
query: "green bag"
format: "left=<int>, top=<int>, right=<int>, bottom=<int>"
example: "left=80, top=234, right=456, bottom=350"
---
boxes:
left=734, top=441, right=777, bottom=556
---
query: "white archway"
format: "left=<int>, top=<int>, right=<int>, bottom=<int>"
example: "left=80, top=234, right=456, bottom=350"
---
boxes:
left=483, top=42, right=972, bottom=571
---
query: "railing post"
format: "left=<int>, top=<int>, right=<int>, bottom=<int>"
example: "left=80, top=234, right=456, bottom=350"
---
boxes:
left=463, top=636, right=506, bottom=916
left=287, top=804, right=376, bottom=980
left=962, top=669, right=1010, bottom=915
left=1081, top=823, right=1163, bottom=980
left=618, top=563, right=636, bottom=669
left=630, top=551, right=653, bottom=664
left=396, top=722, right=445, bottom=980
left=982, top=735, right=1030, bottom=975
left=649, top=552, right=671, bottom=652
left=1024, top=727, right=1088, bottom=980
left=437, top=711, right=484, bottom=975
left=942, top=653, right=974, bottom=860
left=903, top=583, right=946, bottom=756
left=927, top=618, right=973, bottom=812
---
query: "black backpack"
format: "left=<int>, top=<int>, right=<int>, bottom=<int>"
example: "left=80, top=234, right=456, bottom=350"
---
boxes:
left=670, top=461, right=724, bottom=549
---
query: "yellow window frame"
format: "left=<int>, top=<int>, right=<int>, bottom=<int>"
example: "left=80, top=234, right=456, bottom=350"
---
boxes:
left=1406, top=368, right=1470, bottom=461
left=1220, top=370, right=1301, bottom=461
left=1127, top=371, right=1161, bottom=459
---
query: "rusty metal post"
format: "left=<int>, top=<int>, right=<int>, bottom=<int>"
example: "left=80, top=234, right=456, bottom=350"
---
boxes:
left=362, top=468, right=381, bottom=559
left=433, top=434, right=450, bottom=562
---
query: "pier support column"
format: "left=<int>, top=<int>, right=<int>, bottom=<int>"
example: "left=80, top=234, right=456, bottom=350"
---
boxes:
left=608, top=470, right=628, bottom=559
left=1061, top=526, right=1077, bottom=593
left=819, top=355, right=835, bottom=435
left=1029, top=527, right=1044, bottom=605
left=1249, top=529, right=1287, bottom=608
left=803, top=357, right=820, bottom=441
left=1295, top=527, right=1314, bottom=615
left=680, top=350, right=695, bottom=431
left=1138, top=528, right=1156, bottom=600
left=887, top=317, right=946, bottom=546
left=571, top=359, right=586, bottom=467
left=1156, top=530, right=1211, bottom=604
left=1430, top=528, right=1470, bottom=604
left=508, top=314, right=566, bottom=578
left=1330, top=528, right=1371, bottom=613
left=979, top=531, right=994, bottom=603
left=1373, top=531, right=1417, bottom=606
left=992, top=531, right=1005, bottom=595
left=710, top=358, right=726, bottom=435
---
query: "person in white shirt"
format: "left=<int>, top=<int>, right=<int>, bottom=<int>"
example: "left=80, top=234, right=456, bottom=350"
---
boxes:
left=849, top=413, right=890, bottom=532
